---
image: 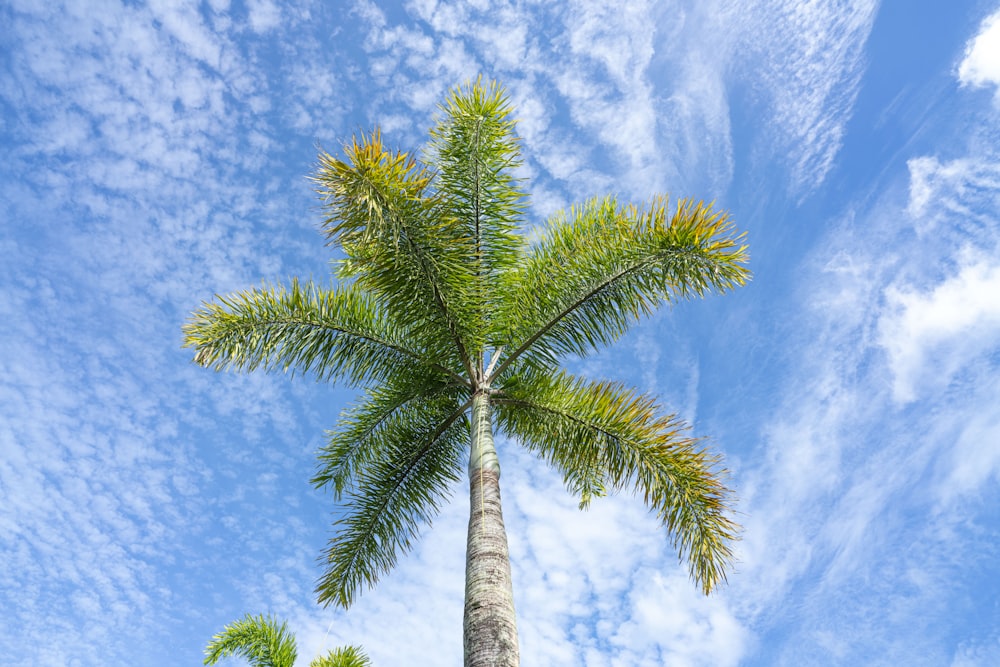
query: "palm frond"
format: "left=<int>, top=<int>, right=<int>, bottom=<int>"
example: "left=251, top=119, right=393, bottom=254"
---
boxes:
left=310, top=646, right=372, bottom=667
left=316, top=396, right=470, bottom=609
left=494, top=369, right=738, bottom=594
left=183, top=279, right=466, bottom=387
left=492, top=196, right=749, bottom=377
left=204, top=613, right=297, bottom=667
left=313, top=377, right=467, bottom=500
left=428, top=78, right=526, bottom=354
left=313, top=130, right=479, bottom=378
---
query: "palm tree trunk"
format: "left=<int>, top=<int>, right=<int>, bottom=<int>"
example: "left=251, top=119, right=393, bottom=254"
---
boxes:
left=464, top=391, right=519, bottom=667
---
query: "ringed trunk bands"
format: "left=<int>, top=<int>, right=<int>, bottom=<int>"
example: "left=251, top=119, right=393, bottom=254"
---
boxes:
left=464, top=392, right=519, bottom=667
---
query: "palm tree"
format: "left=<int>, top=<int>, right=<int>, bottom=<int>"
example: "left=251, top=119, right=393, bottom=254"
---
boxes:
left=204, top=613, right=370, bottom=667
left=184, top=79, right=750, bottom=667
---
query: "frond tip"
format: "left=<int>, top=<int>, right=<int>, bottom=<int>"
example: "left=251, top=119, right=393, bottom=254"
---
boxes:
left=495, top=369, right=739, bottom=594
left=493, top=195, right=750, bottom=374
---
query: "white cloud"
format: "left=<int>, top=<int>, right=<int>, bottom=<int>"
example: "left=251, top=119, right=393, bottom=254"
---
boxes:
left=884, top=155, right=1000, bottom=403
left=0, top=1, right=352, bottom=663
left=248, top=0, right=282, bottom=33
left=611, top=573, right=748, bottom=667
left=905, top=156, right=1000, bottom=239
left=907, top=155, right=964, bottom=220
left=739, top=0, right=879, bottom=197
left=147, top=0, right=224, bottom=69
left=938, top=396, right=1000, bottom=503
left=958, top=8, right=1000, bottom=96
left=951, top=635, right=1000, bottom=667
left=726, top=106, right=1000, bottom=657
left=879, top=255, right=1000, bottom=403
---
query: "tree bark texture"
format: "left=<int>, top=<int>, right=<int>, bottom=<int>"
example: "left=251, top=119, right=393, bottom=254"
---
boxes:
left=464, top=392, right=519, bottom=667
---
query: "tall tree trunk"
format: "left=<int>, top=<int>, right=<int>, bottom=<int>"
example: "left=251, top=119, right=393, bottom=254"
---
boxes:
left=464, top=391, right=519, bottom=667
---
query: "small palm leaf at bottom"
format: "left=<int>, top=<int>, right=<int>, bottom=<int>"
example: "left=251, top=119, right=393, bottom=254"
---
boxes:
left=204, top=613, right=297, bottom=667
left=310, top=645, right=372, bottom=667
left=493, top=368, right=738, bottom=594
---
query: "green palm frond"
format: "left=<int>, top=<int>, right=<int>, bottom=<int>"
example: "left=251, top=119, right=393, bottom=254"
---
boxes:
left=313, top=377, right=468, bottom=499
left=494, top=369, right=737, bottom=594
left=183, top=279, right=466, bottom=387
left=492, top=196, right=749, bottom=376
left=204, top=613, right=297, bottom=667
left=316, top=396, right=470, bottom=609
left=310, top=646, right=372, bottom=667
left=313, top=130, right=478, bottom=377
left=429, top=78, right=526, bottom=351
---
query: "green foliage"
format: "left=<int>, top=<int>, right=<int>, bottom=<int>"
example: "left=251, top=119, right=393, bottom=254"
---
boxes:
left=310, top=645, right=372, bottom=667
left=314, top=392, right=470, bottom=608
left=183, top=279, right=452, bottom=385
left=204, top=614, right=297, bottom=667
left=184, top=78, right=751, bottom=609
left=428, top=78, right=527, bottom=342
left=494, top=369, right=737, bottom=592
left=204, top=614, right=370, bottom=667
left=493, top=196, right=747, bottom=375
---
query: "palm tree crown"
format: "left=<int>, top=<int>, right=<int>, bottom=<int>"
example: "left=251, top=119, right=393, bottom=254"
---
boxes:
left=185, top=79, right=749, bottom=666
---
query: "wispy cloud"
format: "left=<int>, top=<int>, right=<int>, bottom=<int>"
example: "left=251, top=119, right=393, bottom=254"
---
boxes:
left=736, top=0, right=880, bottom=199
left=725, top=42, right=1000, bottom=659
left=347, top=0, right=736, bottom=209
left=347, top=0, right=878, bottom=213
left=0, top=1, right=355, bottom=664
left=879, top=252, right=1000, bottom=402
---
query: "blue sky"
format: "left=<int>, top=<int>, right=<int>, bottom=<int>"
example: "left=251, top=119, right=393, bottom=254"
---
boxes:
left=2, top=1, right=1000, bottom=665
